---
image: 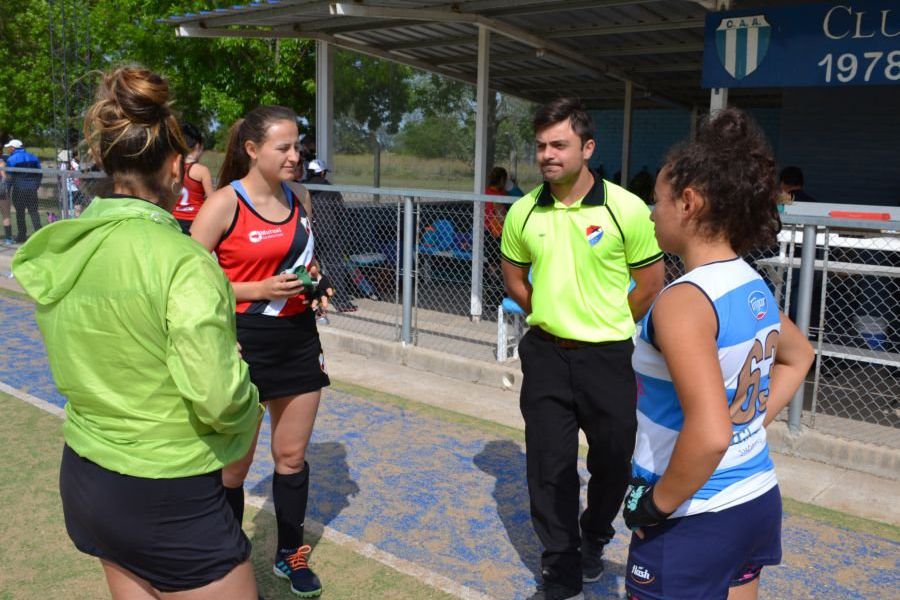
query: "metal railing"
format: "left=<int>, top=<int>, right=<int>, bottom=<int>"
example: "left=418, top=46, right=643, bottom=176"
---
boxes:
left=9, top=172, right=899, bottom=440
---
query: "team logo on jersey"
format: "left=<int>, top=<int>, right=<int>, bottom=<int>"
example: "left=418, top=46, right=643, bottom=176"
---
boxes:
left=248, top=228, right=284, bottom=244
left=748, top=290, right=768, bottom=320
left=629, top=563, right=656, bottom=585
left=586, top=224, right=604, bottom=246
left=715, top=14, right=771, bottom=80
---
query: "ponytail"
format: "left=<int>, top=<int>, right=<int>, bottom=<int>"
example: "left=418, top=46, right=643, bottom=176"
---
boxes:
left=217, top=119, right=248, bottom=189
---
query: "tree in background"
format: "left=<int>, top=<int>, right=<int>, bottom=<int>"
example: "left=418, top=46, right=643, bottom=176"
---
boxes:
left=397, top=73, right=536, bottom=183
left=0, top=1, right=317, bottom=149
left=0, top=1, right=52, bottom=142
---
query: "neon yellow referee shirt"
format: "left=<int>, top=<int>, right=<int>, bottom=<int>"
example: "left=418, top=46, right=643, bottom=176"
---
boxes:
left=500, top=176, right=663, bottom=342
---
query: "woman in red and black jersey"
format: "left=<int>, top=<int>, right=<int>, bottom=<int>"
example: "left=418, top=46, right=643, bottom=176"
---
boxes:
left=191, top=106, right=333, bottom=598
left=172, top=122, right=214, bottom=234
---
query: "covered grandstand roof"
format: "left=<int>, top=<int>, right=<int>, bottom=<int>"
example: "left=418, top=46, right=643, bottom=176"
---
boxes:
left=163, top=0, right=793, bottom=109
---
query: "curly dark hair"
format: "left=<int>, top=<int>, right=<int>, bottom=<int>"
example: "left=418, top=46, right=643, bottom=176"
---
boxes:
left=662, top=108, right=780, bottom=255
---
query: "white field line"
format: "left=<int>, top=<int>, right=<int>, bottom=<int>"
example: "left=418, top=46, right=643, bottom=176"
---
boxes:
left=2, top=380, right=497, bottom=600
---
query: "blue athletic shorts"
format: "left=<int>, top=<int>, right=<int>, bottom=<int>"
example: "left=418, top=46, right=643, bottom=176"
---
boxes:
left=625, top=485, right=782, bottom=600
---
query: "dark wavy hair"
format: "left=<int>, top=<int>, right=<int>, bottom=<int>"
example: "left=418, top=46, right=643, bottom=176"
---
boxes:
left=179, top=121, right=203, bottom=150
left=662, top=108, right=780, bottom=255
left=533, top=97, right=594, bottom=146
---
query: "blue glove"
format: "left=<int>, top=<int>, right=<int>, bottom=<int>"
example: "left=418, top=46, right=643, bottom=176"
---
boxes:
left=623, top=478, right=672, bottom=531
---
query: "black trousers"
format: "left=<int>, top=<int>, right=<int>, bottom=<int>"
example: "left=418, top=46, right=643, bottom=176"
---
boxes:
left=518, top=330, right=638, bottom=591
left=11, top=187, right=40, bottom=240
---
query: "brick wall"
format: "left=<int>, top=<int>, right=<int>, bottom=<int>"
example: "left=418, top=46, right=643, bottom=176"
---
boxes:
left=778, top=87, right=900, bottom=207
left=588, top=106, right=784, bottom=185
left=588, top=108, right=691, bottom=183
left=586, top=92, right=900, bottom=209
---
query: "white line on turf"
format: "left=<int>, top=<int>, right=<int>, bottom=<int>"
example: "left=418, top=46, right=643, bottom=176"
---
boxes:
left=0, top=381, right=66, bottom=418
left=245, top=494, right=496, bottom=600
left=2, top=380, right=498, bottom=600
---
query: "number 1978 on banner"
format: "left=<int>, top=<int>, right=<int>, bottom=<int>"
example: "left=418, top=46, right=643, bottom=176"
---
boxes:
left=818, top=50, right=900, bottom=84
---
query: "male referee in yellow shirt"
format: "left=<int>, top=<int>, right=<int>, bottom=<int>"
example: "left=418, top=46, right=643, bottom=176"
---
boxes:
left=501, top=98, right=664, bottom=600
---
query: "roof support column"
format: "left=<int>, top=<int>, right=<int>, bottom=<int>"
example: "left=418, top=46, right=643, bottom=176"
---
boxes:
left=470, top=24, right=490, bottom=322
left=315, top=40, right=334, bottom=174
left=709, top=86, right=728, bottom=113
left=710, top=0, right=730, bottom=115
left=620, top=79, right=633, bottom=187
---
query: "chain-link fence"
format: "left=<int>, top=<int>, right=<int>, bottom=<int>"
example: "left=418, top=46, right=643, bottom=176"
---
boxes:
left=0, top=167, right=109, bottom=243
left=305, top=184, right=511, bottom=362
left=13, top=176, right=898, bottom=440
left=796, top=226, right=899, bottom=432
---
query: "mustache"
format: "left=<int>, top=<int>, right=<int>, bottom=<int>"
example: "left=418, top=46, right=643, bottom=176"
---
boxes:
left=541, top=162, right=562, bottom=168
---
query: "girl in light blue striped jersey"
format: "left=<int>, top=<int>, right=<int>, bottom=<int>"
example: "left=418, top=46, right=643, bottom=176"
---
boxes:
left=622, top=108, right=814, bottom=600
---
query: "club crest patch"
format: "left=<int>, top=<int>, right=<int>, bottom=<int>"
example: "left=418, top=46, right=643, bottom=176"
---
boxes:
left=586, top=225, right=604, bottom=246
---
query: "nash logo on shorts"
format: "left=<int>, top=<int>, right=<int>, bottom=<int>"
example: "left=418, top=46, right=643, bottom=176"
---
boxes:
left=630, top=563, right=655, bottom=585
left=715, top=14, right=771, bottom=80
left=586, top=225, right=604, bottom=246
left=748, top=290, right=768, bottom=320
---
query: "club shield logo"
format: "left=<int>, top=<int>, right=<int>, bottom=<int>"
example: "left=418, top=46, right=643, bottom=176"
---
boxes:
left=716, top=14, right=771, bottom=80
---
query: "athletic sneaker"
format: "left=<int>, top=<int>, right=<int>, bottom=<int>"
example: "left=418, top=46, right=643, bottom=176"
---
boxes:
left=528, top=583, right=584, bottom=600
left=531, top=568, right=584, bottom=600
left=581, top=537, right=606, bottom=582
left=273, top=545, right=322, bottom=598
left=3, top=238, right=13, bottom=246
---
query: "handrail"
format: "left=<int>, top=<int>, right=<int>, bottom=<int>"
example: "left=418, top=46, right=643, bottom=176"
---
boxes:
left=781, top=213, right=900, bottom=232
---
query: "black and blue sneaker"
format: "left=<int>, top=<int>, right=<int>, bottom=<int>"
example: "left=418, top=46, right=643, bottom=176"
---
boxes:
left=273, top=545, right=322, bottom=598
left=581, top=537, right=606, bottom=582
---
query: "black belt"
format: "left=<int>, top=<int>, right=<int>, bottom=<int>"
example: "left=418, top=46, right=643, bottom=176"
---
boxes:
left=531, top=326, right=621, bottom=349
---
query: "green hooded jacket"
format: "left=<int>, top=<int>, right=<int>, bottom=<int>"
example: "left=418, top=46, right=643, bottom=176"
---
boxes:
left=12, top=196, right=262, bottom=478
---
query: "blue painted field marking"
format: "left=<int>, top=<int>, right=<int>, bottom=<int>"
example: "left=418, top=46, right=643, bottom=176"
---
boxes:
left=0, top=295, right=897, bottom=599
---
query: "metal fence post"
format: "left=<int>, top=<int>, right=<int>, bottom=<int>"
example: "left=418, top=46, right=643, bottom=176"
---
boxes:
left=470, top=201, right=484, bottom=322
left=788, top=224, right=817, bottom=432
left=401, top=195, right=415, bottom=345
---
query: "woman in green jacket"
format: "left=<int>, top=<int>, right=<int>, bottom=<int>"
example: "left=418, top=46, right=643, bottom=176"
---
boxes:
left=12, top=67, right=262, bottom=599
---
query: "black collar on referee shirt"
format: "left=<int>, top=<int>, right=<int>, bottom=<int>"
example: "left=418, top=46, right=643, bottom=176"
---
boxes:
left=536, top=173, right=606, bottom=207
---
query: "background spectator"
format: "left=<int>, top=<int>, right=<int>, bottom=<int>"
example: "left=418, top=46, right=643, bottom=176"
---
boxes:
left=306, top=159, right=358, bottom=313
left=4, top=139, right=42, bottom=243
left=779, top=166, right=816, bottom=203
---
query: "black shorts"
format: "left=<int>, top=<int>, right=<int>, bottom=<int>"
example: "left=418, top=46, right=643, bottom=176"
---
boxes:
left=59, top=445, right=251, bottom=592
left=176, top=218, right=193, bottom=235
left=236, top=310, right=330, bottom=401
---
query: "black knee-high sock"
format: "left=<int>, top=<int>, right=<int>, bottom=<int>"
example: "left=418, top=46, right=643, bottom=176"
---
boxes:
left=3, top=225, right=10, bottom=239
left=224, top=485, right=245, bottom=525
left=273, top=463, right=309, bottom=553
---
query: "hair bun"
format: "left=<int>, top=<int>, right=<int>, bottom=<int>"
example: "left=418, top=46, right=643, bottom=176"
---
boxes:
left=106, top=67, right=171, bottom=125
left=703, top=108, right=750, bottom=146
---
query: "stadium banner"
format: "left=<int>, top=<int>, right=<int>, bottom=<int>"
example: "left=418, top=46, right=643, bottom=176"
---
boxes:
left=702, top=1, right=900, bottom=88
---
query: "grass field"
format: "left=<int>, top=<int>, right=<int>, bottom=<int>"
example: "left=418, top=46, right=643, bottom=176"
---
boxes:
left=0, top=392, right=454, bottom=600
